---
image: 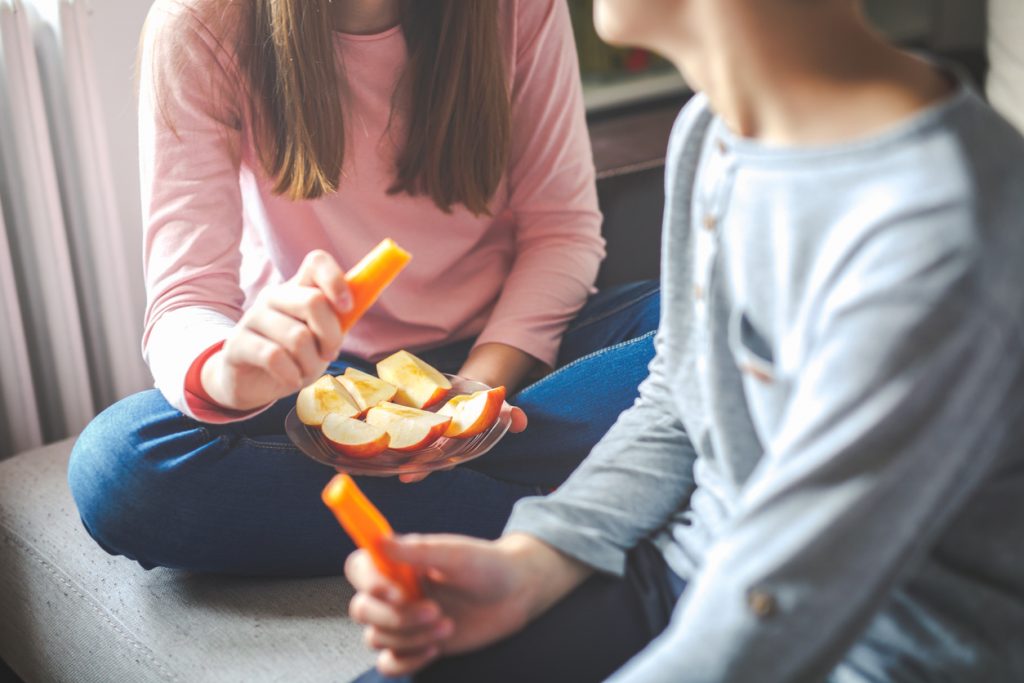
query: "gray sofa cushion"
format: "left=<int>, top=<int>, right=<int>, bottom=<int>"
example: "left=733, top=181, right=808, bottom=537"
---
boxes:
left=0, top=440, right=373, bottom=682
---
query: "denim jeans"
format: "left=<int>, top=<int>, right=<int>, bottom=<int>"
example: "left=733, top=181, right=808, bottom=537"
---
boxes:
left=68, top=282, right=660, bottom=576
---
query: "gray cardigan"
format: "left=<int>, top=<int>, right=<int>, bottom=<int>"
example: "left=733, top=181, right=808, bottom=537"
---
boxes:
left=506, top=83, right=1024, bottom=682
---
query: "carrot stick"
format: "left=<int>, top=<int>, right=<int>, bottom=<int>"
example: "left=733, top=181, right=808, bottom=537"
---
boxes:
left=321, top=474, right=422, bottom=599
left=340, top=239, right=412, bottom=332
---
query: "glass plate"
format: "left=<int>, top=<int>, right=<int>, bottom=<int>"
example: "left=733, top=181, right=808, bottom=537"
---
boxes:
left=285, top=374, right=512, bottom=476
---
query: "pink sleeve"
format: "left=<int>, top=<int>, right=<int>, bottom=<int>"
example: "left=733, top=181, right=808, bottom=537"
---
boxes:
left=138, top=1, right=263, bottom=423
left=473, top=0, right=606, bottom=368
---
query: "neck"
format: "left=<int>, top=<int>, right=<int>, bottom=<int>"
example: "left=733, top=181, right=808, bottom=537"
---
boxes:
left=330, top=0, right=400, bottom=35
left=662, top=1, right=952, bottom=145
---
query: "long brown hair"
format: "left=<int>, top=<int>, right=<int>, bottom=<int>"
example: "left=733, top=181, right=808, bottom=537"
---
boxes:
left=241, top=0, right=510, bottom=214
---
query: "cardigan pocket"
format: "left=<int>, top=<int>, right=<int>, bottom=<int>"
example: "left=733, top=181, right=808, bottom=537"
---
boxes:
left=728, top=308, right=790, bottom=441
left=729, top=308, right=775, bottom=384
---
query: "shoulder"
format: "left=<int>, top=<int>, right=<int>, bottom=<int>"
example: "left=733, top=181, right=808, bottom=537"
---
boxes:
left=664, top=93, right=714, bottom=192
left=813, top=92, right=1024, bottom=331
left=502, top=0, right=571, bottom=56
left=668, top=93, right=713, bottom=157
left=139, top=0, right=247, bottom=121
left=143, top=0, right=245, bottom=61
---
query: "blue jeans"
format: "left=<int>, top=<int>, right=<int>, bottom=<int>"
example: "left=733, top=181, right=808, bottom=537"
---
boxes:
left=68, top=282, right=660, bottom=576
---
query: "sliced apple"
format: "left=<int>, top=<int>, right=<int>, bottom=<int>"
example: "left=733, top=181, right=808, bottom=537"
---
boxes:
left=338, top=368, right=398, bottom=414
left=365, top=402, right=452, bottom=452
left=296, top=375, right=361, bottom=426
left=322, top=414, right=391, bottom=458
left=437, top=386, right=506, bottom=439
left=376, top=350, right=452, bottom=409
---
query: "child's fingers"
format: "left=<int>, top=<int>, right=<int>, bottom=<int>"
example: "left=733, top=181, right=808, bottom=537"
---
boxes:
left=380, top=534, right=483, bottom=582
left=225, top=329, right=303, bottom=388
left=365, top=618, right=453, bottom=652
left=244, top=308, right=325, bottom=381
left=345, top=549, right=406, bottom=603
left=376, top=646, right=440, bottom=678
left=349, top=592, right=442, bottom=633
left=265, top=286, right=344, bottom=360
left=294, top=250, right=353, bottom=314
left=509, top=406, right=528, bottom=433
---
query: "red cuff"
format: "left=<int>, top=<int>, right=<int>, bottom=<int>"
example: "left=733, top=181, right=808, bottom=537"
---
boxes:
left=184, top=340, right=249, bottom=417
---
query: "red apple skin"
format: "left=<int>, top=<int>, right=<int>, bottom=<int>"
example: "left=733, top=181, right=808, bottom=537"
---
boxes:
left=325, top=433, right=391, bottom=459
left=365, top=402, right=451, bottom=452
left=388, top=420, right=450, bottom=452
left=321, top=415, right=391, bottom=459
left=420, top=387, right=450, bottom=410
left=441, top=386, right=506, bottom=439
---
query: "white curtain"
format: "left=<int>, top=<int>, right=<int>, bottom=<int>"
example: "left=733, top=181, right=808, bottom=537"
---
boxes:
left=0, top=0, right=148, bottom=459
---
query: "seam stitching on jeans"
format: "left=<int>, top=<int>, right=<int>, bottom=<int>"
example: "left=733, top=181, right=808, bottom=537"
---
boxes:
left=567, top=288, right=660, bottom=335
left=239, top=437, right=301, bottom=452
left=521, top=330, right=657, bottom=395
left=1, top=528, right=179, bottom=682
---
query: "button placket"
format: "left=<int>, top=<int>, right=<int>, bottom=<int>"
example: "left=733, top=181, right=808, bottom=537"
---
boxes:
left=693, top=140, right=735, bottom=324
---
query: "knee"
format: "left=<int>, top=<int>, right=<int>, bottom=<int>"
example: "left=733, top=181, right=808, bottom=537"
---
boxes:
left=68, top=390, right=198, bottom=566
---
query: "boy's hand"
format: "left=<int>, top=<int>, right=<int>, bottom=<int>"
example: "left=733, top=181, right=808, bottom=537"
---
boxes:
left=345, top=533, right=591, bottom=677
left=202, top=250, right=351, bottom=411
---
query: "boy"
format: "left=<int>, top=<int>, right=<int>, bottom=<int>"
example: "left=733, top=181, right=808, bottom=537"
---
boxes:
left=348, top=0, right=1024, bottom=680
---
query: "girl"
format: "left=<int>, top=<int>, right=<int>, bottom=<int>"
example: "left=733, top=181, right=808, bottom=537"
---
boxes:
left=67, top=0, right=660, bottom=575
left=345, top=0, right=1024, bottom=681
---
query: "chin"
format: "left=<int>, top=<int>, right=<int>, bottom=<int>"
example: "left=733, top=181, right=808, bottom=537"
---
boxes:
left=593, top=0, right=635, bottom=47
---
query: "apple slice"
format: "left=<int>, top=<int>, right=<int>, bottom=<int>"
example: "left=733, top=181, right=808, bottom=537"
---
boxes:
left=365, top=402, right=452, bottom=452
left=338, top=368, right=398, bottom=414
left=322, top=414, right=391, bottom=458
left=376, top=350, right=452, bottom=409
left=296, top=375, right=361, bottom=426
left=437, top=386, right=506, bottom=439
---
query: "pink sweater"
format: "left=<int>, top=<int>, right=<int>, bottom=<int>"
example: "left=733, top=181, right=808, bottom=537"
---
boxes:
left=138, top=0, right=604, bottom=422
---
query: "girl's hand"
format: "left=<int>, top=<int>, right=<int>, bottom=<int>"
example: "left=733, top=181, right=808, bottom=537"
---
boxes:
left=201, top=250, right=352, bottom=411
left=345, top=533, right=591, bottom=677
left=397, top=407, right=526, bottom=484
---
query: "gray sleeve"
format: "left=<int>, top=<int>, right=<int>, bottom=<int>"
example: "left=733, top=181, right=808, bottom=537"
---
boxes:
left=608, top=212, right=1024, bottom=682
left=503, top=330, right=699, bottom=576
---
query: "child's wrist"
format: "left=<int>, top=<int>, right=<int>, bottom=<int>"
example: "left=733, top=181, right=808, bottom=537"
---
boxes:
left=199, top=350, right=230, bottom=408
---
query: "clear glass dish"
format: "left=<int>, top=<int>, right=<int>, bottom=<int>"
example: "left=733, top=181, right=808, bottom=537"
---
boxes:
left=285, top=375, right=511, bottom=476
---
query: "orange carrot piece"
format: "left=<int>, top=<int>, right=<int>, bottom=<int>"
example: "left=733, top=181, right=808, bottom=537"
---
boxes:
left=321, top=474, right=422, bottom=599
left=340, top=239, right=412, bottom=332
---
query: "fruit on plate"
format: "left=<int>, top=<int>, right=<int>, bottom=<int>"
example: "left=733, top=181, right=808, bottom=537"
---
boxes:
left=365, top=402, right=452, bottom=452
left=338, top=368, right=398, bottom=414
left=376, top=350, right=452, bottom=409
left=296, top=375, right=361, bottom=426
left=322, top=414, right=391, bottom=458
left=437, top=386, right=507, bottom=439
left=340, top=239, right=412, bottom=332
